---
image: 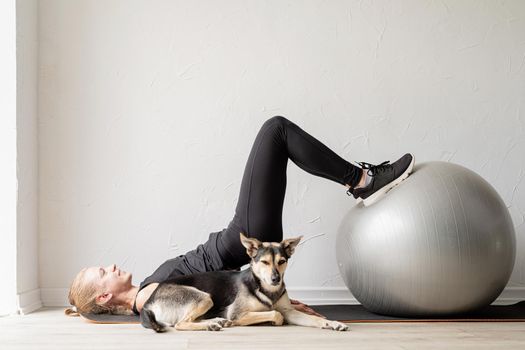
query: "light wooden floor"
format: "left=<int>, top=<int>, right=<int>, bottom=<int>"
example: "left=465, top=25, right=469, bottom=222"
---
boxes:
left=1, top=307, right=525, bottom=349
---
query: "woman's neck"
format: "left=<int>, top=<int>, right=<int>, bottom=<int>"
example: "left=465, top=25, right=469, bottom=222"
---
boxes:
left=123, top=285, right=140, bottom=309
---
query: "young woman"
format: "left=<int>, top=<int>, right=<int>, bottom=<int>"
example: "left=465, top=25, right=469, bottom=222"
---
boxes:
left=65, top=116, right=414, bottom=318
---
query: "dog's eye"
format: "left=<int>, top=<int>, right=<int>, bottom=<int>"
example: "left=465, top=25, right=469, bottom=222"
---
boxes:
left=278, top=259, right=286, bottom=265
left=261, top=260, right=270, bottom=265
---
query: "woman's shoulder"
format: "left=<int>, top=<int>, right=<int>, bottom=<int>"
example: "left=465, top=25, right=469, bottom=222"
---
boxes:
left=135, top=283, right=160, bottom=313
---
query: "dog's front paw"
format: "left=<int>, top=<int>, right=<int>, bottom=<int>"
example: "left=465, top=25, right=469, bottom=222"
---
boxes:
left=322, top=320, right=349, bottom=331
left=271, top=311, right=284, bottom=326
left=215, top=318, right=233, bottom=328
left=206, top=322, right=223, bottom=331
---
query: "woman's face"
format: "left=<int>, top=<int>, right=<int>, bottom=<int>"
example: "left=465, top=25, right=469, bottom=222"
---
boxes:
left=84, top=263, right=133, bottom=296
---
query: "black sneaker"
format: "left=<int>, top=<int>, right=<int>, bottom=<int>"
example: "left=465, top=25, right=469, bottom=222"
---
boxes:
left=347, top=153, right=415, bottom=206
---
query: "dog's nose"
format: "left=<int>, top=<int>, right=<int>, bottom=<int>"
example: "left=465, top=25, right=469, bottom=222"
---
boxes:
left=271, top=274, right=280, bottom=284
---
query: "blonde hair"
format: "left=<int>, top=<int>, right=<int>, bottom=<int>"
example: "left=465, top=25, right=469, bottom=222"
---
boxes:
left=64, top=268, right=134, bottom=317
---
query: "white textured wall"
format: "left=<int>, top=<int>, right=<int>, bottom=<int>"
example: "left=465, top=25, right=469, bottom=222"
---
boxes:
left=39, top=0, right=525, bottom=304
left=0, top=0, right=18, bottom=316
left=17, top=0, right=40, bottom=314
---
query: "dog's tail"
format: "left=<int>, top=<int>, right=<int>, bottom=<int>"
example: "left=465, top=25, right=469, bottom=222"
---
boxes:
left=140, top=307, right=167, bottom=333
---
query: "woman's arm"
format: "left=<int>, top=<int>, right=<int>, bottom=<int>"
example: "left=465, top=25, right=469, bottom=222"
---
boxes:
left=289, top=299, right=326, bottom=318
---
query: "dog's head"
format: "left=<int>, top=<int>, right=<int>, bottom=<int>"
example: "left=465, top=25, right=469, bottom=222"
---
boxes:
left=240, top=232, right=302, bottom=288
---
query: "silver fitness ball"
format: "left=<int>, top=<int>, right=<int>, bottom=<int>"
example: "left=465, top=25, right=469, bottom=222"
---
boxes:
left=336, top=161, right=516, bottom=317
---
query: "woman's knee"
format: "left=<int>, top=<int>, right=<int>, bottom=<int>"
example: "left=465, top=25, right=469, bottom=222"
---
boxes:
left=263, top=115, right=289, bottom=128
left=260, top=116, right=290, bottom=136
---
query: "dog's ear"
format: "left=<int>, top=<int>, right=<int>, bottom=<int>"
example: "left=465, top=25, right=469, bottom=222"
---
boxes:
left=281, top=235, right=303, bottom=257
left=240, top=232, right=261, bottom=258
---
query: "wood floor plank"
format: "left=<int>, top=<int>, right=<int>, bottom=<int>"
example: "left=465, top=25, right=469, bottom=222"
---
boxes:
left=1, top=307, right=525, bottom=349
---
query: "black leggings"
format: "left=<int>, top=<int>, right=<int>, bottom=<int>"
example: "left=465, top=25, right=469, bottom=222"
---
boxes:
left=216, top=116, right=361, bottom=268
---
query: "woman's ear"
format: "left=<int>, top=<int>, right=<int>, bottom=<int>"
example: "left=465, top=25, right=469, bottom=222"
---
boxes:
left=240, top=232, right=261, bottom=258
left=281, top=235, right=303, bottom=257
left=96, top=292, right=113, bottom=305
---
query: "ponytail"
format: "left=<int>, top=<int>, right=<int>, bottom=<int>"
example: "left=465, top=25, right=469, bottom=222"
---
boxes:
left=64, top=306, right=79, bottom=317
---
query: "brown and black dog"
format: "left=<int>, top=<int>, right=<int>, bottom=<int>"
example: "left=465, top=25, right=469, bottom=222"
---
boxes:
left=140, top=232, right=349, bottom=332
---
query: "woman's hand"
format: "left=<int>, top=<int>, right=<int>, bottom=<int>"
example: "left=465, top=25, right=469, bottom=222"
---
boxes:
left=290, top=299, right=326, bottom=318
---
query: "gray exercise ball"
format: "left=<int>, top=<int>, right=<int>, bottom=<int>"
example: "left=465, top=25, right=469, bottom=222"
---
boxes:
left=336, top=161, right=516, bottom=317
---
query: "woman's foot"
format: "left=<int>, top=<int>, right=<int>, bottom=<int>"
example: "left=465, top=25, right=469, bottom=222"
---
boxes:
left=347, top=153, right=415, bottom=206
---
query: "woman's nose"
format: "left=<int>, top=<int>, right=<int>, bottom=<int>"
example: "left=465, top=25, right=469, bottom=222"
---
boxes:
left=107, top=264, right=116, bottom=272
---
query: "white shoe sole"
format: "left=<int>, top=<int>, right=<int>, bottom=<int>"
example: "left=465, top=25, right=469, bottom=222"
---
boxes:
left=356, top=155, right=415, bottom=207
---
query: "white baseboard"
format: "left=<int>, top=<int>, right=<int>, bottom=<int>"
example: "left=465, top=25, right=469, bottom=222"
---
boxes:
left=494, top=286, right=525, bottom=304
left=286, top=286, right=525, bottom=305
left=35, top=286, right=525, bottom=313
left=17, top=288, right=43, bottom=315
left=286, top=287, right=359, bottom=305
left=38, top=287, right=358, bottom=308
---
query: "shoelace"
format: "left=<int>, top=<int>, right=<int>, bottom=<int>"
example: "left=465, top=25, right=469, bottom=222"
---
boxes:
left=356, top=160, right=393, bottom=177
left=346, top=160, right=392, bottom=196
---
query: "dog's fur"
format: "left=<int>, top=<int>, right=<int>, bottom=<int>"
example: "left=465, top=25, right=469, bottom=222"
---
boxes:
left=140, top=232, right=349, bottom=332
